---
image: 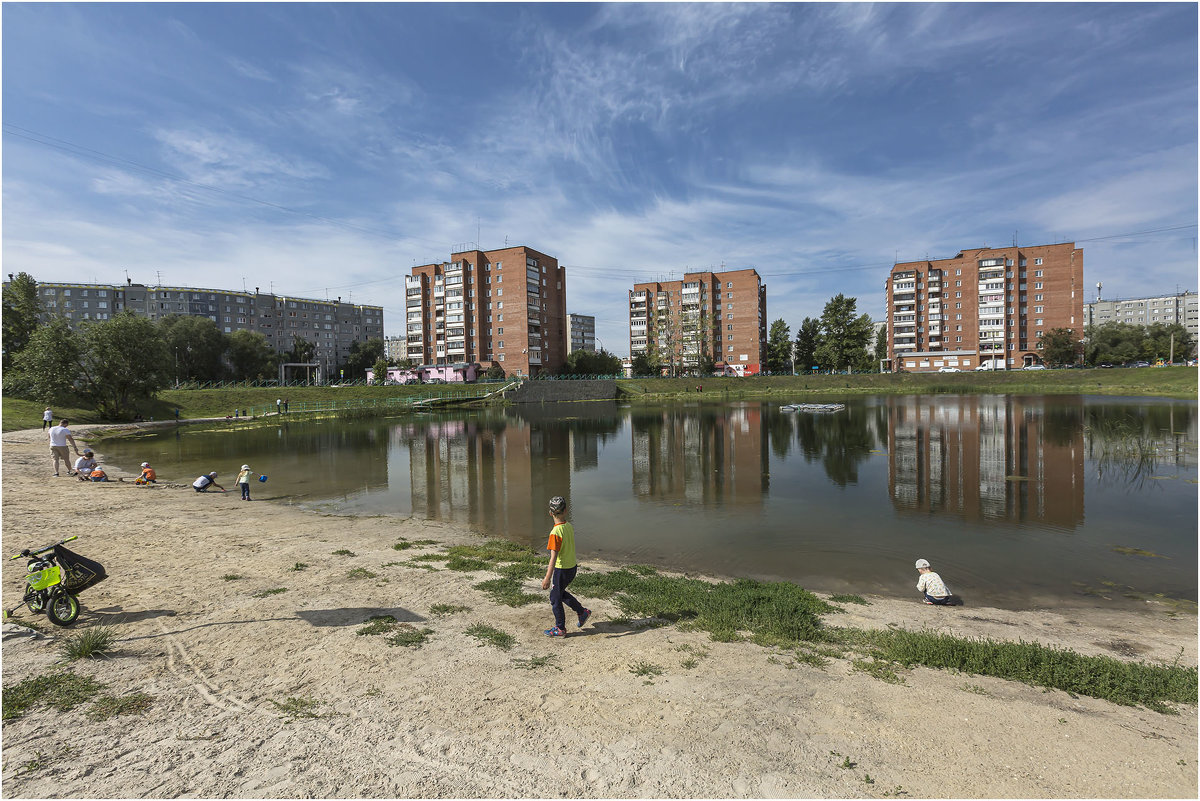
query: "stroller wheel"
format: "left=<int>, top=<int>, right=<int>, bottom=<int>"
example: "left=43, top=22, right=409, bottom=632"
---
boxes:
left=47, top=592, right=80, bottom=626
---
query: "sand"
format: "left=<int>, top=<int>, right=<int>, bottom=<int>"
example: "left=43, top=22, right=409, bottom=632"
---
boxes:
left=1, top=424, right=1196, bottom=798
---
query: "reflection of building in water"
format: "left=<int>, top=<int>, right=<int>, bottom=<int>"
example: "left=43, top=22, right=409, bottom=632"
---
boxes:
left=631, top=405, right=767, bottom=505
left=394, top=405, right=622, bottom=548
left=887, top=396, right=1085, bottom=528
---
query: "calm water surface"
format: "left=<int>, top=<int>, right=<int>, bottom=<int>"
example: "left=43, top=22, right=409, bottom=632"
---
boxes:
left=96, top=395, right=1198, bottom=611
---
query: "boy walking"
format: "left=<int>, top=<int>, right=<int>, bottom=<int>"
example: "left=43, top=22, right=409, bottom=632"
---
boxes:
left=236, top=464, right=256, bottom=500
left=541, top=496, right=591, bottom=637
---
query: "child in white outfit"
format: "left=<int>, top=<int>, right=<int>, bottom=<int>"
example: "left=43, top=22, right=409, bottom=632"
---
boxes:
left=915, top=558, right=951, bottom=605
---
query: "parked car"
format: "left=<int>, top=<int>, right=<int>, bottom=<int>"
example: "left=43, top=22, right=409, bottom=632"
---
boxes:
left=1022, top=364, right=1047, bottom=371
left=975, top=363, right=998, bottom=371
left=1098, top=363, right=1114, bottom=368
left=937, top=367, right=961, bottom=373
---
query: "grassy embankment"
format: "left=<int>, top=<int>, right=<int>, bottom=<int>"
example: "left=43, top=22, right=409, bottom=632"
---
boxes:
left=417, top=539, right=1198, bottom=714
left=2, top=367, right=1194, bottom=432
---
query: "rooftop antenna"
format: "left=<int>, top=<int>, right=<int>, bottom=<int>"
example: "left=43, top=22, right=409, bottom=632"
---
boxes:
left=156, top=270, right=162, bottom=287
left=124, top=268, right=130, bottom=283
left=243, top=277, right=247, bottom=292
left=1096, top=281, right=1103, bottom=301
left=270, top=281, right=275, bottom=294
left=504, top=235, right=509, bottom=247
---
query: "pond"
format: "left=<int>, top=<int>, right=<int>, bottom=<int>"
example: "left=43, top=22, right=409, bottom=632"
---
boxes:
left=96, top=395, right=1198, bottom=611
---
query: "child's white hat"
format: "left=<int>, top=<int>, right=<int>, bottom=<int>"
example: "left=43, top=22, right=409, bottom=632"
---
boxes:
left=141, top=462, right=149, bottom=468
left=241, top=464, right=250, bottom=470
left=915, top=558, right=930, bottom=569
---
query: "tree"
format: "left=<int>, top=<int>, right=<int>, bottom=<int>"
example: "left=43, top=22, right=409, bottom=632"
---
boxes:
left=158, top=315, right=227, bottom=383
left=631, top=351, right=661, bottom=376
left=2, top=271, right=42, bottom=371
left=1039, top=327, right=1082, bottom=367
left=765, top=319, right=793, bottom=374
left=793, top=317, right=822, bottom=374
left=814, top=294, right=873, bottom=372
left=873, top=325, right=888, bottom=360
left=371, top=357, right=390, bottom=384
left=1085, top=322, right=1144, bottom=366
left=286, top=335, right=317, bottom=364
left=226, top=330, right=278, bottom=381
left=1143, top=322, right=1194, bottom=363
left=8, top=317, right=80, bottom=403
left=653, top=299, right=681, bottom=377
left=340, top=338, right=385, bottom=381
left=75, top=312, right=171, bottom=419
left=484, top=364, right=506, bottom=380
left=564, top=349, right=622, bottom=376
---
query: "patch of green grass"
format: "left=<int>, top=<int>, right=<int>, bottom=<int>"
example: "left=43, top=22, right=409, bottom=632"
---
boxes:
left=512, top=654, right=561, bottom=670
left=839, top=627, right=1198, bottom=712
left=429, top=604, right=471, bottom=616
left=12, top=747, right=77, bottom=778
left=290, top=562, right=309, bottom=571
left=445, top=555, right=490, bottom=572
left=829, top=594, right=868, bottom=605
left=222, top=574, right=242, bottom=581
left=627, top=564, right=659, bottom=576
left=409, top=552, right=446, bottom=562
left=851, top=657, right=907, bottom=685
left=364, top=686, right=382, bottom=698
left=680, top=657, right=699, bottom=669
left=473, top=577, right=543, bottom=607
left=961, top=683, right=992, bottom=696
left=791, top=649, right=830, bottom=670
left=9, top=618, right=46, bottom=633
left=410, top=539, right=441, bottom=546
left=347, top=567, right=378, bottom=580
left=58, top=625, right=118, bottom=661
left=839, top=756, right=858, bottom=769
left=251, top=587, right=288, bottom=598
left=269, top=696, right=328, bottom=720
left=331, top=549, right=355, bottom=556
left=387, top=624, right=434, bottom=648
left=569, top=570, right=836, bottom=648
left=629, top=661, right=664, bottom=678
left=356, top=615, right=398, bottom=636
left=2, top=671, right=107, bottom=720
left=392, top=541, right=413, bottom=550
left=465, top=623, right=516, bottom=651
left=87, top=692, right=154, bottom=720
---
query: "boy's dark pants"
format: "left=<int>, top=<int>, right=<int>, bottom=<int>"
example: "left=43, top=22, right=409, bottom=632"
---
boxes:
left=240, top=483, right=250, bottom=500
left=550, top=566, right=584, bottom=629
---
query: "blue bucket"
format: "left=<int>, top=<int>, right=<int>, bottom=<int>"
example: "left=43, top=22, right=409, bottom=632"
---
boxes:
left=258, top=475, right=268, bottom=483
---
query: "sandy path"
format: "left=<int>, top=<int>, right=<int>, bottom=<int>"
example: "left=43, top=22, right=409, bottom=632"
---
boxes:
left=1, top=425, right=1196, bottom=798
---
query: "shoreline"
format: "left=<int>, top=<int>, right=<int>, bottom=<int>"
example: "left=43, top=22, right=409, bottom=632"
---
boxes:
left=3, top=425, right=1197, bottom=798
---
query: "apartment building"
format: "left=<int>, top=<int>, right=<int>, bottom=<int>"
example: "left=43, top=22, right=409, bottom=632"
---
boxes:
left=383, top=335, right=407, bottom=363
left=404, top=246, right=566, bottom=377
left=629, top=268, right=766, bottom=375
left=567, top=313, right=596, bottom=354
left=885, top=243, right=1083, bottom=372
left=21, top=279, right=383, bottom=379
left=1085, top=291, right=1198, bottom=341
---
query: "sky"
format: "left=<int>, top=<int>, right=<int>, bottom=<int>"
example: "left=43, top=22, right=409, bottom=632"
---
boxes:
left=3, top=2, right=1197, bottom=356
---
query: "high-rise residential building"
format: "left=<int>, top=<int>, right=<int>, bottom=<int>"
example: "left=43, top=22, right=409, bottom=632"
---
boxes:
left=383, top=335, right=407, bottom=363
left=567, top=313, right=596, bottom=354
left=1085, top=291, right=1198, bottom=343
left=15, top=278, right=383, bottom=380
left=884, top=243, right=1083, bottom=372
left=404, top=246, right=566, bottom=377
left=629, top=268, right=766, bottom=375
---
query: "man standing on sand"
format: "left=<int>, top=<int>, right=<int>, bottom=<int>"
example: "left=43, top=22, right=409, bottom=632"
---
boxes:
left=48, top=419, right=81, bottom=476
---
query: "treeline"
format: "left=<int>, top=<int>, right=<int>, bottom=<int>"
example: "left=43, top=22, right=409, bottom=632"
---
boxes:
left=1, top=271, right=389, bottom=416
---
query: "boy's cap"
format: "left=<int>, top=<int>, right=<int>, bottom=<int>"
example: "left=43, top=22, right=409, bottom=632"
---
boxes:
left=241, top=464, right=250, bottom=470
left=915, top=558, right=930, bottom=569
left=209, top=471, right=218, bottom=477
left=141, top=462, right=149, bottom=467
left=548, top=496, right=567, bottom=514
left=83, top=450, right=93, bottom=455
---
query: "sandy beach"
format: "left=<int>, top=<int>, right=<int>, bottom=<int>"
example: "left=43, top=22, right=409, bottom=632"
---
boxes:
left=1, top=424, right=1196, bottom=798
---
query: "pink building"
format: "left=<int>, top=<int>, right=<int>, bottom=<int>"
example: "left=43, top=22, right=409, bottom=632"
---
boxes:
left=367, top=363, right=481, bottom=384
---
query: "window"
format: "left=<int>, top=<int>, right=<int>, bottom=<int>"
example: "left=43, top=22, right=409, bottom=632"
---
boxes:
left=727, top=303, right=733, bottom=310
left=955, top=302, right=962, bottom=309
left=955, top=269, right=961, bottom=276
left=726, top=282, right=732, bottom=288
left=1034, top=306, right=1044, bottom=314
left=955, top=292, right=961, bottom=298
left=955, top=281, right=961, bottom=287
left=1034, top=269, right=1043, bottom=277
left=727, top=324, right=733, bottom=330
left=1034, top=258, right=1043, bottom=265
left=1034, top=282, right=1043, bottom=290
left=1034, top=294, right=1043, bottom=302
left=1035, top=319, right=1043, bottom=326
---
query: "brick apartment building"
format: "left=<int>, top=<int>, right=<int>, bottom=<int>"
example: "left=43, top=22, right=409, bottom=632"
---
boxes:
left=629, top=268, right=766, bottom=375
left=404, top=246, right=566, bottom=377
left=885, top=243, right=1083, bottom=372
left=14, top=278, right=383, bottom=380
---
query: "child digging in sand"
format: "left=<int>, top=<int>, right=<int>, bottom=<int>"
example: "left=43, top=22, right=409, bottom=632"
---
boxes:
left=541, top=496, right=591, bottom=637
left=915, top=558, right=952, bottom=605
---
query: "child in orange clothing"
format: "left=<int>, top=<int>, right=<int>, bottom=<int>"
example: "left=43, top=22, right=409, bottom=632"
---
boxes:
left=541, top=496, right=591, bottom=637
left=135, top=462, right=157, bottom=485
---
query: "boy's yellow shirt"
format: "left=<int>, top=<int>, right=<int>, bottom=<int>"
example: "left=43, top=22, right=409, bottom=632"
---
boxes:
left=546, top=522, right=577, bottom=570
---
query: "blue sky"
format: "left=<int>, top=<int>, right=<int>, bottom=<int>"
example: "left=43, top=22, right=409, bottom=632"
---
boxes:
left=4, top=2, right=1196, bottom=355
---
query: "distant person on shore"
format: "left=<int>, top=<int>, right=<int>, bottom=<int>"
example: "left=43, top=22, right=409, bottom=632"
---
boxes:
left=135, top=462, right=157, bottom=485
left=541, top=495, right=591, bottom=637
left=284, top=398, right=290, bottom=413
left=236, top=464, right=257, bottom=500
left=74, top=450, right=97, bottom=480
left=276, top=398, right=282, bottom=415
left=48, top=419, right=81, bottom=476
left=915, top=559, right=952, bottom=605
left=42, top=407, right=53, bottom=431
left=193, top=472, right=226, bottom=493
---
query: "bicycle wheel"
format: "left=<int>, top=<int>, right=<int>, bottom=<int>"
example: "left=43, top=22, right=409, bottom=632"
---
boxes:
left=27, top=590, right=47, bottom=615
left=46, top=591, right=80, bottom=626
